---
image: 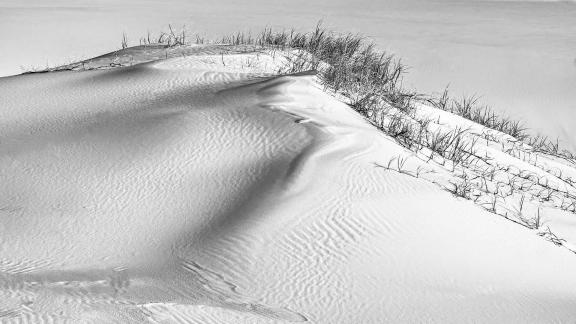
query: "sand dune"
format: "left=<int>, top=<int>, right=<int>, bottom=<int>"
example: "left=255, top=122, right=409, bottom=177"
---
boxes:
left=2, top=49, right=576, bottom=323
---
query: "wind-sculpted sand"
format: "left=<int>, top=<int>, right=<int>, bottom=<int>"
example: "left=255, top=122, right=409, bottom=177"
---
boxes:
left=2, top=51, right=576, bottom=323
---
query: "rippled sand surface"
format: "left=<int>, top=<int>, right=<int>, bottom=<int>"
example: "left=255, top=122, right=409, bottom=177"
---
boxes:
left=2, top=50, right=576, bottom=323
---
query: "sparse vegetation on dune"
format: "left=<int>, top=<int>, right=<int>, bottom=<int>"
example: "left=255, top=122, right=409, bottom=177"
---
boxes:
left=136, top=24, right=189, bottom=47
left=30, top=25, right=576, bottom=247
left=213, top=25, right=576, bottom=248
left=119, top=25, right=576, bottom=238
left=214, top=25, right=576, bottom=164
left=428, top=88, right=575, bottom=162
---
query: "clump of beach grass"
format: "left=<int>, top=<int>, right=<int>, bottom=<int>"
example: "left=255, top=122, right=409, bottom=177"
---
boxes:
left=219, top=24, right=408, bottom=111
left=428, top=87, right=574, bottom=163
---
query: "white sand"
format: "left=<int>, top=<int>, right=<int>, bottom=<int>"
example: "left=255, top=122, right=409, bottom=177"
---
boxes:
left=1, top=50, right=576, bottom=323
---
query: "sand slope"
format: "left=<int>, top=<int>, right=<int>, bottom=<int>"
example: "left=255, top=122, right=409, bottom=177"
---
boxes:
left=1, top=51, right=576, bottom=323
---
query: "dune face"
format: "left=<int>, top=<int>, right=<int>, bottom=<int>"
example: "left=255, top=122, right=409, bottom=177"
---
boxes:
left=0, top=60, right=312, bottom=321
left=2, top=51, right=576, bottom=323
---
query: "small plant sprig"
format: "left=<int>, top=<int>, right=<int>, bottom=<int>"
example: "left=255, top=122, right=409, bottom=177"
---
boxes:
left=121, top=32, right=128, bottom=49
